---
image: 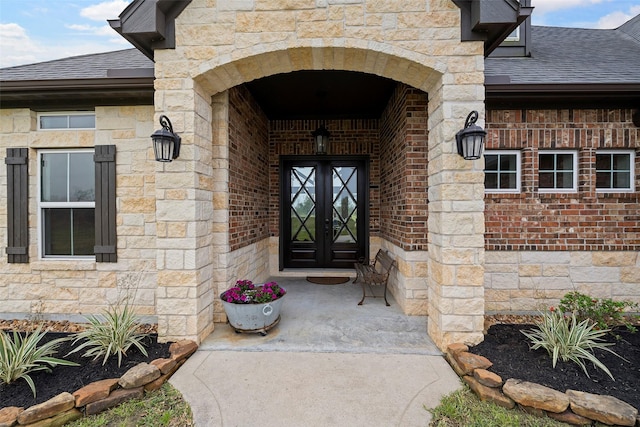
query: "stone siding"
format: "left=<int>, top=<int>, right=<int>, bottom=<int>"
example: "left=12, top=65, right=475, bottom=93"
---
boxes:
left=485, top=251, right=640, bottom=311
left=0, top=106, right=157, bottom=319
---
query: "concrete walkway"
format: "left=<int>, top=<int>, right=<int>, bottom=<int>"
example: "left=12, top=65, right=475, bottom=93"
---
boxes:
left=170, top=278, right=461, bottom=426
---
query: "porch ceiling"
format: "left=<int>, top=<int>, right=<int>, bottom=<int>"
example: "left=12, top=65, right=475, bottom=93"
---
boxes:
left=245, top=70, right=397, bottom=120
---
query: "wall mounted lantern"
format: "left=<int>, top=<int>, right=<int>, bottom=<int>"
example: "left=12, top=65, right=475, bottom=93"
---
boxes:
left=151, top=115, right=181, bottom=162
left=312, top=124, right=330, bottom=155
left=455, top=111, right=486, bottom=160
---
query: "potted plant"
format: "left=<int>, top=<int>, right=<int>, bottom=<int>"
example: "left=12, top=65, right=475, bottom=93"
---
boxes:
left=220, top=280, right=286, bottom=335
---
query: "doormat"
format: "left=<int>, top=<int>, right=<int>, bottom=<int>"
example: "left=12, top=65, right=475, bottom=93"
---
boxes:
left=306, top=276, right=350, bottom=285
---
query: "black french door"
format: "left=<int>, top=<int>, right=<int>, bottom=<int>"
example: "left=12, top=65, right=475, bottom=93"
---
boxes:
left=281, top=156, right=369, bottom=269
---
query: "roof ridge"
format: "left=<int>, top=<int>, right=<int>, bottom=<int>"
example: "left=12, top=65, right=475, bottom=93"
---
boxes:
left=0, top=48, right=139, bottom=71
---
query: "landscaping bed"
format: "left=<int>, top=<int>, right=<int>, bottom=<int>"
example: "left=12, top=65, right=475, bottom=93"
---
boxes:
left=0, top=320, right=172, bottom=409
left=470, top=316, right=640, bottom=410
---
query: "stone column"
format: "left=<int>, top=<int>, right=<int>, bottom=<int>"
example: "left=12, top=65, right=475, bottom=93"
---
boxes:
left=426, top=80, right=486, bottom=350
left=154, top=80, right=215, bottom=344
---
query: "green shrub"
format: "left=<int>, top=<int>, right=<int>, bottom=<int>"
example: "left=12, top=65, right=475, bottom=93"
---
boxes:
left=68, top=302, right=148, bottom=367
left=559, top=291, right=639, bottom=333
left=521, top=309, right=624, bottom=380
left=0, top=326, right=79, bottom=397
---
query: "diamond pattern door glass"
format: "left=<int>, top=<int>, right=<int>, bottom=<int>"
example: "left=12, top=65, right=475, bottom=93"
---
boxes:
left=291, top=167, right=316, bottom=242
left=332, top=166, right=357, bottom=244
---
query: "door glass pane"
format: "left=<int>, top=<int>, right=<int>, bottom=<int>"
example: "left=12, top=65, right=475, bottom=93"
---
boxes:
left=291, top=167, right=316, bottom=242
left=332, top=167, right=357, bottom=244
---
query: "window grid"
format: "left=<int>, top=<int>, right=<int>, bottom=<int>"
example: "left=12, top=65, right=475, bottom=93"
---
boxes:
left=484, top=150, right=521, bottom=193
left=596, top=150, right=635, bottom=192
left=38, top=112, right=95, bottom=130
left=538, top=151, right=577, bottom=193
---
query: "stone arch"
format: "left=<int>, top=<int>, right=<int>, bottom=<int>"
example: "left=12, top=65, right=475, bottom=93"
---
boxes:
left=192, top=45, right=445, bottom=99
left=155, top=40, right=486, bottom=351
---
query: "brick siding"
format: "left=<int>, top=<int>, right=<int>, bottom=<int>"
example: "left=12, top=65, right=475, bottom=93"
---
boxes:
left=485, top=108, right=640, bottom=252
left=380, top=84, right=429, bottom=251
left=228, top=86, right=270, bottom=251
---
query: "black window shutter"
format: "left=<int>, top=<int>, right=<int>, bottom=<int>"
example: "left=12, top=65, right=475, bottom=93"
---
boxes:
left=94, top=145, right=117, bottom=263
left=5, top=148, right=29, bottom=263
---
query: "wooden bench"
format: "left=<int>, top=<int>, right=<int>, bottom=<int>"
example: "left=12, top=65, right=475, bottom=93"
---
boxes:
left=353, top=249, right=396, bottom=306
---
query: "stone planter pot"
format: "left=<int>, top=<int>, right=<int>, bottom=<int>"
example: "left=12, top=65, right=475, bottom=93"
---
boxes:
left=221, top=295, right=285, bottom=335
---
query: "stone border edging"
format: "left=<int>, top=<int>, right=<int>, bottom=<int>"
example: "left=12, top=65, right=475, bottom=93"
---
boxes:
left=445, top=343, right=640, bottom=427
left=0, top=340, right=198, bottom=427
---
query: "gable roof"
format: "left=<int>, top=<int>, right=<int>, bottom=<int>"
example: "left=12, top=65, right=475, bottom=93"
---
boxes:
left=485, top=17, right=640, bottom=107
left=0, top=49, right=154, bottom=109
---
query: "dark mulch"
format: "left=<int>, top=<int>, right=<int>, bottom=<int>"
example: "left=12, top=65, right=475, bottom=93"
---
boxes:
left=469, top=323, right=640, bottom=410
left=1, top=332, right=172, bottom=409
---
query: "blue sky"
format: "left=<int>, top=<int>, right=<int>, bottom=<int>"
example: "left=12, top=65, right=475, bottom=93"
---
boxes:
left=1, top=0, right=640, bottom=68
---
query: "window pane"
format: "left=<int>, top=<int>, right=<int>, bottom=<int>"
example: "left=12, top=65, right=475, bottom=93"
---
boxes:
left=558, top=172, right=573, bottom=188
left=69, top=153, right=95, bottom=201
left=499, top=155, right=517, bottom=171
left=613, top=172, right=630, bottom=188
left=40, top=116, right=68, bottom=129
left=43, top=208, right=71, bottom=255
left=485, top=173, right=498, bottom=189
left=596, top=172, right=611, bottom=188
left=596, top=154, right=610, bottom=170
left=500, top=172, right=517, bottom=189
left=41, top=153, right=68, bottom=202
left=43, top=208, right=94, bottom=256
left=484, top=155, right=498, bottom=171
left=539, top=154, right=554, bottom=170
left=556, top=154, right=573, bottom=170
left=539, top=172, right=554, bottom=188
left=612, top=154, right=630, bottom=171
left=73, top=209, right=95, bottom=255
left=69, top=114, right=95, bottom=129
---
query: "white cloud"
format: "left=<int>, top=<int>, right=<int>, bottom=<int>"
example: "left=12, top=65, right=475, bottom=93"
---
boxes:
left=66, top=23, right=120, bottom=37
left=531, top=0, right=612, bottom=15
left=0, top=23, right=43, bottom=68
left=594, top=5, right=640, bottom=28
left=80, top=0, right=130, bottom=21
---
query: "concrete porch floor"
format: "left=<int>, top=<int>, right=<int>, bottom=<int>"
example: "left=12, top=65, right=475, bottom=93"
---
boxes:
left=199, top=276, right=440, bottom=355
left=170, top=276, right=461, bottom=426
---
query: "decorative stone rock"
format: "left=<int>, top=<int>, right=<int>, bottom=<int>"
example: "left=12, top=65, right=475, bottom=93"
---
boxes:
left=73, top=378, right=120, bottom=407
left=17, top=392, right=75, bottom=425
left=463, top=376, right=515, bottom=409
left=169, top=340, right=198, bottom=362
left=473, top=368, right=502, bottom=387
left=447, top=343, right=468, bottom=355
left=547, top=409, right=592, bottom=426
left=0, top=406, right=23, bottom=427
left=567, top=389, right=638, bottom=426
left=503, top=379, right=569, bottom=413
left=119, top=362, right=161, bottom=389
left=85, top=387, right=144, bottom=416
left=445, top=352, right=467, bottom=377
left=518, top=403, right=546, bottom=418
left=151, top=357, right=177, bottom=374
left=145, top=359, right=185, bottom=392
left=452, top=351, right=492, bottom=375
left=26, top=408, right=82, bottom=427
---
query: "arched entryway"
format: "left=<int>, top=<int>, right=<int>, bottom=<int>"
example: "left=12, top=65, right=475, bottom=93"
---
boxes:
left=152, top=3, right=486, bottom=351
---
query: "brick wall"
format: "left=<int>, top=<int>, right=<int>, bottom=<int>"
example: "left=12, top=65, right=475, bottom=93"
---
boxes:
left=485, top=108, right=640, bottom=251
left=380, top=84, right=429, bottom=251
left=228, top=86, right=270, bottom=251
left=268, top=118, right=380, bottom=238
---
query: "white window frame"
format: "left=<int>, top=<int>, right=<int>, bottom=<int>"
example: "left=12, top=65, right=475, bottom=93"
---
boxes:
left=595, top=150, right=635, bottom=193
left=37, top=112, right=95, bottom=130
left=484, top=150, right=521, bottom=194
left=37, top=149, right=95, bottom=260
left=504, top=27, right=520, bottom=42
left=538, top=150, right=578, bottom=193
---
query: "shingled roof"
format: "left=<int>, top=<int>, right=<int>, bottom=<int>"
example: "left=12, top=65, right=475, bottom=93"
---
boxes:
left=485, top=20, right=640, bottom=85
